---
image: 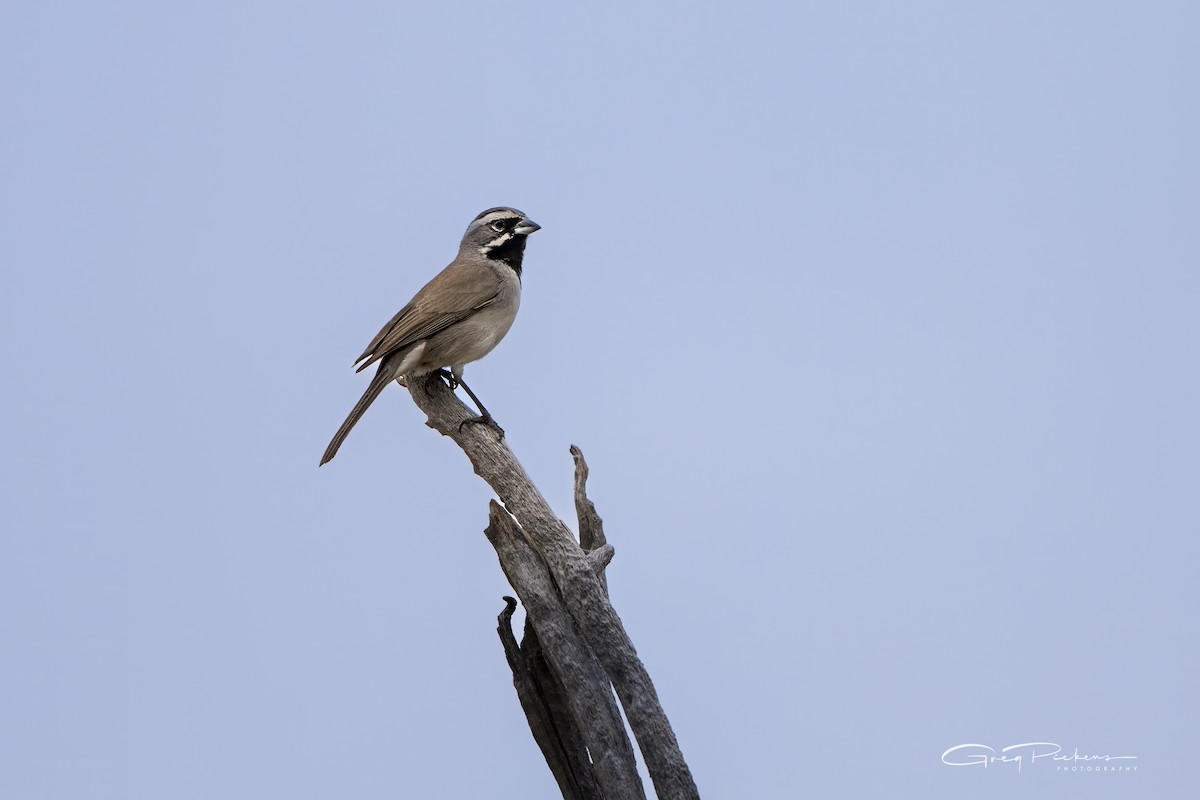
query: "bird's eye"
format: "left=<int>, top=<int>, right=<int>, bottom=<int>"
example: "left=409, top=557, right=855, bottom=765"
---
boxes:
left=490, top=220, right=507, bottom=233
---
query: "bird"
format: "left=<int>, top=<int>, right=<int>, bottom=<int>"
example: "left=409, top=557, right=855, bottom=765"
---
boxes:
left=320, top=207, right=540, bottom=465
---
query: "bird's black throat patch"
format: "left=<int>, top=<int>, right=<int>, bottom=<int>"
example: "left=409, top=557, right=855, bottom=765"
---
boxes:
left=487, top=234, right=528, bottom=277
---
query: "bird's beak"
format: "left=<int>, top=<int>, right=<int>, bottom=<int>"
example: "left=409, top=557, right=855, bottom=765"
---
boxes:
left=514, top=218, right=541, bottom=236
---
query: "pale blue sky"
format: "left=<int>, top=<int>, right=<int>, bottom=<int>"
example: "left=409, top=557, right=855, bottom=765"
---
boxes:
left=2, top=2, right=1197, bottom=798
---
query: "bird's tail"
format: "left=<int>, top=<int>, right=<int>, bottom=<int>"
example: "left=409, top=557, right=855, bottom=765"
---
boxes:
left=320, top=369, right=393, bottom=466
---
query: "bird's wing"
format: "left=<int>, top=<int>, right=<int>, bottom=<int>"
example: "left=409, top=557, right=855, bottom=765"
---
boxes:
left=353, top=262, right=501, bottom=373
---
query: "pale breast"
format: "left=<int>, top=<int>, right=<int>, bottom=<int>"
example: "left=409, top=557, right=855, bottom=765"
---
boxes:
left=418, top=268, right=521, bottom=371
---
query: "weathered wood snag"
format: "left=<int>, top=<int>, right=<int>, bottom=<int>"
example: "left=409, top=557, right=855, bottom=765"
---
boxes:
left=407, top=376, right=699, bottom=800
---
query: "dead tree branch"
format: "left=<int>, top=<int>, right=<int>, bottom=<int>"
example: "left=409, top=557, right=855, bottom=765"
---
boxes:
left=495, top=597, right=605, bottom=800
left=487, top=507, right=642, bottom=799
left=406, top=376, right=700, bottom=800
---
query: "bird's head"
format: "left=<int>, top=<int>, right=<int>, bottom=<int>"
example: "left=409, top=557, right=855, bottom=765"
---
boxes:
left=460, top=207, right=541, bottom=274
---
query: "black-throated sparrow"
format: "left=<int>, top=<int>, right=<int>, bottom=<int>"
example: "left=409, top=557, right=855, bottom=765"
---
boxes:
left=320, top=207, right=540, bottom=465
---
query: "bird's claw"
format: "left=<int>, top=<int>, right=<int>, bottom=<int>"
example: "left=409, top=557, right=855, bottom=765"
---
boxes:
left=459, top=414, right=505, bottom=439
left=425, top=369, right=459, bottom=396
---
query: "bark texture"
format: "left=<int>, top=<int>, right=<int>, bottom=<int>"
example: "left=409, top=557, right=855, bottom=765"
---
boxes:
left=496, top=597, right=605, bottom=800
left=407, top=375, right=699, bottom=800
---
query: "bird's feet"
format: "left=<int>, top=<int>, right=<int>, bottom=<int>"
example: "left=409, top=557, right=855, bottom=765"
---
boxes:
left=425, top=369, right=458, bottom=396
left=459, top=413, right=505, bottom=439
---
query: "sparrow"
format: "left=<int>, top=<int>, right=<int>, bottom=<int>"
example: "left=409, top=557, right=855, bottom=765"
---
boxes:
left=320, top=207, right=540, bottom=465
